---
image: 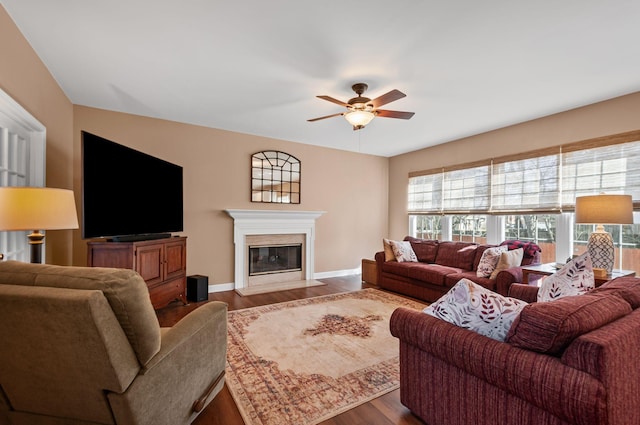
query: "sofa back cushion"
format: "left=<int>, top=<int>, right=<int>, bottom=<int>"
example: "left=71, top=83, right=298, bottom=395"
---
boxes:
left=590, top=276, right=640, bottom=308
left=0, top=261, right=161, bottom=366
left=435, top=241, right=478, bottom=270
left=404, top=236, right=439, bottom=263
left=506, top=292, right=632, bottom=355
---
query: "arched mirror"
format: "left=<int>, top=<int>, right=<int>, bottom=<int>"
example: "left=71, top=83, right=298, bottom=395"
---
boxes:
left=251, top=151, right=300, bottom=204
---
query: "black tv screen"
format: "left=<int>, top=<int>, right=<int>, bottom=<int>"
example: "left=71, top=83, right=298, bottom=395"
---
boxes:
left=81, top=131, right=183, bottom=240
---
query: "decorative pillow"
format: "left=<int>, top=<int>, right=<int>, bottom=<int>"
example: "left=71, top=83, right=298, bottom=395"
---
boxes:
left=382, top=239, right=396, bottom=261
left=423, top=278, right=528, bottom=341
left=537, top=252, right=595, bottom=302
left=506, top=292, right=632, bottom=354
left=404, top=236, right=439, bottom=263
left=489, top=248, right=524, bottom=279
left=476, top=246, right=508, bottom=277
left=389, top=240, right=418, bottom=263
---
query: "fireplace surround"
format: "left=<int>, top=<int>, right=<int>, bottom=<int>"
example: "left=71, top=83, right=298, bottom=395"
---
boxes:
left=225, top=209, right=325, bottom=295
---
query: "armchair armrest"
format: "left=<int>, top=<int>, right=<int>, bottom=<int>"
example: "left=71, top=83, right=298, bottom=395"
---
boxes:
left=108, top=301, right=227, bottom=425
left=389, top=307, right=605, bottom=424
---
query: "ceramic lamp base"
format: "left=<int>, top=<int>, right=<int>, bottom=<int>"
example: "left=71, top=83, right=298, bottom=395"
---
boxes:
left=587, top=230, right=614, bottom=273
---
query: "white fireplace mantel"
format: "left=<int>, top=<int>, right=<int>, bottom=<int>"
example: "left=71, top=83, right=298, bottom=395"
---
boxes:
left=225, top=209, right=325, bottom=290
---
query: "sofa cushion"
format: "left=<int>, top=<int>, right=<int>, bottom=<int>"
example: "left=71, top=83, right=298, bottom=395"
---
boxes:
left=424, top=278, right=528, bottom=341
left=408, top=264, right=462, bottom=286
left=589, top=276, right=640, bottom=309
left=506, top=292, right=632, bottom=355
left=404, top=236, right=439, bottom=263
left=435, top=241, right=478, bottom=270
left=537, top=252, right=595, bottom=302
left=0, top=261, right=161, bottom=366
left=476, top=245, right=508, bottom=277
left=381, top=260, right=423, bottom=278
left=489, top=248, right=524, bottom=279
left=389, top=240, right=418, bottom=263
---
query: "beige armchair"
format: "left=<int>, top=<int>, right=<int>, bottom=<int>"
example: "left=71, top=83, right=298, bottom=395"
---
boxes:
left=0, top=261, right=227, bottom=425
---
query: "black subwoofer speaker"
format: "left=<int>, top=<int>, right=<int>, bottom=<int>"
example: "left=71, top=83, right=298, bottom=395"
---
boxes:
left=187, top=275, right=208, bottom=302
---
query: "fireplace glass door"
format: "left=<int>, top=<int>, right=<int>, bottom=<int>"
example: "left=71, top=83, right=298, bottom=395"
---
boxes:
left=249, top=244, right=302, bottom=275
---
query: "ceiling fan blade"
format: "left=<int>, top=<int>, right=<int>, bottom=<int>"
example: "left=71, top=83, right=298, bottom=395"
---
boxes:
left=370, top=89, right=406, bottom=108
left=317, top=95, right=349, bottom=107
left=376, top=109, right=415, bottom=119
left=307, top=112, right=345, bottom=122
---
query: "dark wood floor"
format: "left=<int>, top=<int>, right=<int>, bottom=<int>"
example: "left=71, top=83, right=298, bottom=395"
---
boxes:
left=155, top=275, right=426, bottom=425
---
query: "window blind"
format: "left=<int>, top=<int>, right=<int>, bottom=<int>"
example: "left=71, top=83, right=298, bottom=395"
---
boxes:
left=407, top=131, right=640, bottom=215
left=562, top=139, right=640, bottom=209
left=491, top=152, right=560, bottom=213
left=442, top=164, right=490, bottom=213
left=408, top=172, right=443, bottom=212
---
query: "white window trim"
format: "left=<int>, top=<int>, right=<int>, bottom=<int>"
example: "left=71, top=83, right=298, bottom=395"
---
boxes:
left=0, top=88, right=47, bottom=261
left=0, top=90, right=46, bottom=186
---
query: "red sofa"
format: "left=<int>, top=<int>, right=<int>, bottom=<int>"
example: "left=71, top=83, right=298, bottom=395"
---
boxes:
left=390, top=276, right=640, bottom=425
left=375, top=237, right=541, bottom=301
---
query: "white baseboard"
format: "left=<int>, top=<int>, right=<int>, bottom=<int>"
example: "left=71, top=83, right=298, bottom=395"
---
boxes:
left=314, top=267, right=361, bottom=279
left=207, top=268, right=362, bottom=293
left=207, top=282, right=235, bottom=293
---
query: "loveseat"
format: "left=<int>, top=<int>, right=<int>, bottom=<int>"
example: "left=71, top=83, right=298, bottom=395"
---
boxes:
left=375, top=237, right=541, bottom=301
left=0, top=261, right=227, bottom=425
left=390, top=276, right=640, bottom=425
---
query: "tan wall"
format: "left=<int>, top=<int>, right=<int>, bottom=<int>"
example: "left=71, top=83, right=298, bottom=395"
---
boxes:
left=73, top=107, right=389, bottom=287
left=388, top=92, right=640, bottom=240
left=0, top=6, right=75, bottom=265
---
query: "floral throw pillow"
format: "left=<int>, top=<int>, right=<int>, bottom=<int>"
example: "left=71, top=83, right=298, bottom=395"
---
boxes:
left=389, top=240, right=418, bottom=263
left=423, top=278, right=528, bottom=341
left=476, top=246, right=508, bottom=277
left=537, top=252, right=595, bottom=302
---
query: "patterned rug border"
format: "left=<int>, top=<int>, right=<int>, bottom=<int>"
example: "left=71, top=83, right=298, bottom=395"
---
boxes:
left=225, top=288, right=426, bottom=425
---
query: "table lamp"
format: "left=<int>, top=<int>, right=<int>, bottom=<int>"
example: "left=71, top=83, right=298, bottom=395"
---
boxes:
left=574, top=194, right=634, bottom=273
left=0, top=187, right=79, bottom=263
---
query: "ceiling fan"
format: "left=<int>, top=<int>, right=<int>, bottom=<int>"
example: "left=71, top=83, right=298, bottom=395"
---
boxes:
left=308, top=83, right=415, bottom=130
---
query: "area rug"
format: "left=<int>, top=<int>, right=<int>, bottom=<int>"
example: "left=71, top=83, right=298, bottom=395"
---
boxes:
left=225, top=288, right=426, bottom=425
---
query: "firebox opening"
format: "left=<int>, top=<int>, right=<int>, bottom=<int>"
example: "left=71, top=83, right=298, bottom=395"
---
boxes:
left=249, top=244, right=302, bottom=276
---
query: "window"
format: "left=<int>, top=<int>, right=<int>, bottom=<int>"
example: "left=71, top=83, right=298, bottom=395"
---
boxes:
left=410, top=215, right=442, bottom=240
left=451, top=215, right=486, bottom=244
left=574, top=218, right=640, bottom=271
left=407, top=131, right=640, bottom=271
left=0, top=89, right=46, bottom=261
left=505, top=214, right=557, bottom=263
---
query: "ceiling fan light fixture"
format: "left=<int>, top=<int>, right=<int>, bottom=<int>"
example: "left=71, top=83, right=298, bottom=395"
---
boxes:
left=344, top=110, right=375, bottom=130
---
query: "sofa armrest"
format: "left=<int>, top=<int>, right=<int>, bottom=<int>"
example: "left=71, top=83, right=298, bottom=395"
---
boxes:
left=374, top=251, right=385, bottom=264
left=108, top=301, right=227, bottom=425
left=390, top=307, right=606, bottom=424
left=493, top=266, right=524, bottom=296
left=508, top=283, right=539, bottom=303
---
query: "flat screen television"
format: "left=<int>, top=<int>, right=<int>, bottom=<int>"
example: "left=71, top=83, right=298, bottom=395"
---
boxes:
left=81, top=131, right=183, bottom=241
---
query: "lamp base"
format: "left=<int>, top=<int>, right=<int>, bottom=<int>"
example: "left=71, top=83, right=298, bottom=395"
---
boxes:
left=28, top=230, right=44, bottom=264
left=587, top=230, right=614, bottom=274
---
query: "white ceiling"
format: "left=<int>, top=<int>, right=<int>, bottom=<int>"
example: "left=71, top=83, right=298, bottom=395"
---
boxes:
left=3, top=0, right=640, bottom=157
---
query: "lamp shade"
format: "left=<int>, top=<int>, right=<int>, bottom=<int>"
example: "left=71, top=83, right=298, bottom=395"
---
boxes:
left=0, top=187, right=79, bottom=231
left=574, top=194, right=634, bottom=225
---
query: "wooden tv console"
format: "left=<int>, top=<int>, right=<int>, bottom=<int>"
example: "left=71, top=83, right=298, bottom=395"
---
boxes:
left=87, top=236, right=187, bottom=309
